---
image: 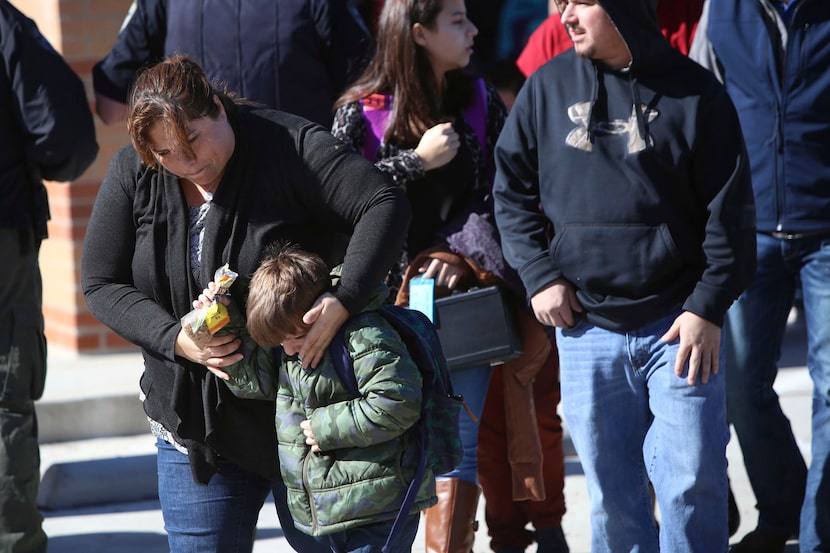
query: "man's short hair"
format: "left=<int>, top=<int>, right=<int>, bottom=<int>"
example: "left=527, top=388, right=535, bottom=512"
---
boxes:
left=246, top=243, right=331, bottom=348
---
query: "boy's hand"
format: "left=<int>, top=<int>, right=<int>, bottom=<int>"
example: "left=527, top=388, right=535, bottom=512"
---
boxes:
left=300, top=419, right=320, bottom=453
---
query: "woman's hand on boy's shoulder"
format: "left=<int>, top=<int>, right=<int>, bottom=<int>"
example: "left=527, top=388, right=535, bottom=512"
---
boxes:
left=298, top=293, right=349, bottom=370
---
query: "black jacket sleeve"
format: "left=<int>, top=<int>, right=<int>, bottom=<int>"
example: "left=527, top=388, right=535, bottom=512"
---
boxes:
left=92, top=0, right=166, bottom=103
left=291, top=121, right=411, bottom=313
left=2, top=4, right=98, bottom=182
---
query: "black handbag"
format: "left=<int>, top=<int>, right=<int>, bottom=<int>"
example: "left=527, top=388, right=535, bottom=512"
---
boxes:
left=432, top=285, right=524, bottom=369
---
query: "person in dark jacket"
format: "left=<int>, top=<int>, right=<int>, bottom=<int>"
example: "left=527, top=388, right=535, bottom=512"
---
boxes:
left=81, top=55, right=410, bottom=553
left=691, top=2, right=830, bottom=551
left=493, top=0, right=756, bottom=550
left=0, top=2, right=98, bottom=551
left=93, top=0, right=373, bottom=127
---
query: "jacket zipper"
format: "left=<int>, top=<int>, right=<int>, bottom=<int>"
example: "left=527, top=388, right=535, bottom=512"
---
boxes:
left=774, top=0, right=808, bottom=231
left=302, top=441, right=319, bottom=533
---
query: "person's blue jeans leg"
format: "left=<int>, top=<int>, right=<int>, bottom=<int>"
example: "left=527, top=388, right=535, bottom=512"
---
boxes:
left=321, top=512, right=420, bottom=553
left=645, top=321, right=729, bottom=553
left=724, top=232, right=807, bottom=537
left=157, top=438, right=272, bottom=552
left=439, top=363, right=492, bottom=483
left=798, top=235, right=830, bottom=552
left=557, top=311, right=728, bottom=553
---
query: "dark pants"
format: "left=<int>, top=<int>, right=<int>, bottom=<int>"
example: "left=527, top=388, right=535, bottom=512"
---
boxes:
left=319, top=513, right=420, bottom=553
left=0, top=228, right=47, bottom=553
left=477, top=351, right=566, bottom=551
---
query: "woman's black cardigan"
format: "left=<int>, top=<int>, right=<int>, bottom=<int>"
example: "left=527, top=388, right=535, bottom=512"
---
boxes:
left=81, top=105, right=411, bottom=483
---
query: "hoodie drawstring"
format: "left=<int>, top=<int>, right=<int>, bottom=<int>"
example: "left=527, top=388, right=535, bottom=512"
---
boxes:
left=630, top=75, right=651, bottom=152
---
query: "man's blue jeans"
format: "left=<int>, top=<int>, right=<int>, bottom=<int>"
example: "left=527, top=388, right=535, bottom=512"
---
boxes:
left=156, top=439, right=326, bottom=552
left=723, top=232, right=830, bottom=550
left=557, top=310, right=729, bottom=553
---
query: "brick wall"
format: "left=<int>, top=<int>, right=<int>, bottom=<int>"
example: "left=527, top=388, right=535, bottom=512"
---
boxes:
left=12, top=0, right=136, bottom=352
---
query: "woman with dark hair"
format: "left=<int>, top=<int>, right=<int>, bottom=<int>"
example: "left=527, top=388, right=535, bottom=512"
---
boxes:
left=81, top=55, right=410, bottom=552
left=332, top=2, right=567, bottom=552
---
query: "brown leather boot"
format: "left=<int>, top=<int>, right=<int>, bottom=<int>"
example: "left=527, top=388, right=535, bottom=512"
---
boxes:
left=424, top=478, right=481, bottom=553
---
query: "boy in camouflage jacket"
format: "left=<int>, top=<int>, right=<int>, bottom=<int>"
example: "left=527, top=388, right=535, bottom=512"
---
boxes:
left=199, top=244, right=436, bottom=551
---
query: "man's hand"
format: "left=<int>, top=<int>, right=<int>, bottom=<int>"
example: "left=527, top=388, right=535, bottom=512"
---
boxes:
left=530, top=279, right=583, bottom=328
left=299, top=292, right=349, bottom=369
left=661, top=311, right=721, bottom=385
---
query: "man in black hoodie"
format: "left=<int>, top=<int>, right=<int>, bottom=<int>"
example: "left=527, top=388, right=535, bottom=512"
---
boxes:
left=493, top=0, right=756, bottom=550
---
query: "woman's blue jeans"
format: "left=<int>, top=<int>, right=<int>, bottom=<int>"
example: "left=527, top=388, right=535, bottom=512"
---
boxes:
left=156, top=438, right=325, bottom=552
left=439, top=363, right=492, bottom=484
left=556, top=311, right=729, bottom=553
left=723, top=232, right=830, bottom=550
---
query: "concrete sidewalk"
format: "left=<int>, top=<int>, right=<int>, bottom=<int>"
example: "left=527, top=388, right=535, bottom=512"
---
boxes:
left=36, top=318, right=813, bottom=552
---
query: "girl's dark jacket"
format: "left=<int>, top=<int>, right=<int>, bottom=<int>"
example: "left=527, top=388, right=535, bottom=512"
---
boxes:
left=493, top=0, right=757, bottom=332
left=81, top=104, right=411, bottom=483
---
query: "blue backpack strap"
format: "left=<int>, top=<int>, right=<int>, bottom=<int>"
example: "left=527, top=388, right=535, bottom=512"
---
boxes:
left=329, top=320, right=360, bottom=396
left=328, top=311, right=427, bottom=553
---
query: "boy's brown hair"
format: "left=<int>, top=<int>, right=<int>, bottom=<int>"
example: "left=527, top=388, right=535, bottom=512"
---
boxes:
left=246, top=243, right=331, bottom=348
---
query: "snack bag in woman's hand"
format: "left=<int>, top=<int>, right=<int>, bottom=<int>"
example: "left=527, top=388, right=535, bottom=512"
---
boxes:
left=181, top=264, right=238, bottom=348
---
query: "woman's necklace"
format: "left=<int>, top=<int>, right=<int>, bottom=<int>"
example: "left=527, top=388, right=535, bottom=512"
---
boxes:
left=198, top=181, right=219, bottom=203
left=183, top=179, right=218, bottom=206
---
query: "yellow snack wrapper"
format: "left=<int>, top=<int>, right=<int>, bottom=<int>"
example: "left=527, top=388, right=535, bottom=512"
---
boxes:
left=204, top=302, right=230, bottom=334
left=180, top=264, right=239, bottom=349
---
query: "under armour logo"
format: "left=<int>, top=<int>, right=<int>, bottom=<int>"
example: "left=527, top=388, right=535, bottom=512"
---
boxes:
left=566, top=102, right=659, bottom=153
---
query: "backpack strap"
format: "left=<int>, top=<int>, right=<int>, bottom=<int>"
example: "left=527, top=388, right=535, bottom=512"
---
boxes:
left=358, top=78, right=489, bottom=163
left=463, top=77, right=488, bottom=164
left=328, top=310, right=427, bottom=553
left=359, top=93, right=394, bottom=162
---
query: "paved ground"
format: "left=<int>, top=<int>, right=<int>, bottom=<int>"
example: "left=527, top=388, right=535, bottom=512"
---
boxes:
left=36, top=317, right=812, bottom=552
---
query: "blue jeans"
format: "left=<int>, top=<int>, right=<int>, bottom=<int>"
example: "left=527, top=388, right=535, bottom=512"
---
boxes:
left=439, top=364, right=492, bottom=484
left=156, top=439, right=325, bottom=552
left=557, top=311, right=729, bottom=553
left=723, top=232, right=830, bottom=550
left=318, top=512, right=420, bottom=553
